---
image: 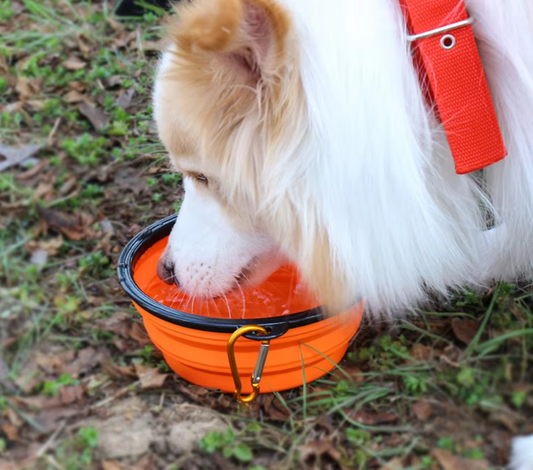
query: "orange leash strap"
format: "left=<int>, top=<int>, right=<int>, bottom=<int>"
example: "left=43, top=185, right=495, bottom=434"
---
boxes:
left=399, top=0, right=507, bottom=174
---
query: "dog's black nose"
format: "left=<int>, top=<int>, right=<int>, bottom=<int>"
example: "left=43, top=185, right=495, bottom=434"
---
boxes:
left=157, top=257, right=175, bottom=285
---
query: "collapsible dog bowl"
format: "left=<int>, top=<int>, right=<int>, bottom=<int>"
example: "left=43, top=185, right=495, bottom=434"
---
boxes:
left=117, top=214, right=363, bottom=402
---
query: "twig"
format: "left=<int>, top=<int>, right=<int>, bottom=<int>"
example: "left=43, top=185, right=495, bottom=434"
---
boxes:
left=90, top=380, right=140, bottom=409
left=47, top=118, right=61, bottom=145
left=36, top=420, right=66, bottom=457
left=45, top=455, right=66, bottom=470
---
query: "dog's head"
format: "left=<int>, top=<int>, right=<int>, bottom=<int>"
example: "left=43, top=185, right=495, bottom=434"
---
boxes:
left=153, top=0, right=349, bottom=310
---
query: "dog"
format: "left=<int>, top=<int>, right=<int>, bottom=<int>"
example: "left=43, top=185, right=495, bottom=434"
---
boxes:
left=152, top=1, right=533, bottom=467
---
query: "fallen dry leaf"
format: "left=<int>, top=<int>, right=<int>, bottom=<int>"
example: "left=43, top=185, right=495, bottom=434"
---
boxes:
left=17, top=158, right=48, bottom=180
left=379, top=458, right=404, bottom=470
left=62, top=57, right=87, bottom=70
left=36, top=206, right=95, bottom=241
left=412, top=400, right=434, bottom=422
left=102, top=361, right=137, bottom=380
left=452, top=318, right=479, bottom=345
left=96, top=312, right=133, bottom=338
left=25, top=236, right=64, bottom=257
left=347, top=409, right=398, bottom=425
left=433, top=449, right=490, bottom=470
left=64, top=89, right=87, bottom=103
left=134, top=363, right=168, bottom=390
left=411, top=343, right=433, bottom=361
left=1, top=423, right=20, bottom=442
left=58, top=384, right=85, bottom=405
left=298, top=439, right=342, bottom=468
left=78, top=101, right=109, bottom=130
left=69, top=80, right=86, bottom=91
left=35, top=406, right=79, bottom=434
left=102, top=462, right=124, bottom=470
left=15, top=76, right=42, bottom=99
left=0, top=143, right=43, bottom=172
left=35, top=350, right=76, bottom=374
left=107, top=75, right=125, bottom=88
left=263, top=394, right=291, bottom=421
left=115, top=88, right=135, bottom=110
left=63, top=347, right=109, bottom=378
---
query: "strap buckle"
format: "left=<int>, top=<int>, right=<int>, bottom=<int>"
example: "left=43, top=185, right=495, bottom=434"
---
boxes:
left=406, top=17, right=473, bottom=42
left=227, top=325, right=271, bottom=404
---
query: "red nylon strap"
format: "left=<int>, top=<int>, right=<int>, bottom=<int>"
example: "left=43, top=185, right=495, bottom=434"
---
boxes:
left=399, top=0, right=507, bottom=174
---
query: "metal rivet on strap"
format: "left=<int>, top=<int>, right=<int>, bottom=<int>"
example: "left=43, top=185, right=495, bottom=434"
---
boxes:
left=441, top=34, right=456, bottom=49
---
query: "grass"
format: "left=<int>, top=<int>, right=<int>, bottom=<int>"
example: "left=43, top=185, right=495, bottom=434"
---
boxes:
left=0, top=0, right=532, bottom=469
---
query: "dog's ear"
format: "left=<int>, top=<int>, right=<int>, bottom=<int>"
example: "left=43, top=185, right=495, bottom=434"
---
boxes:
left=167, top=0, right=291, bottom=84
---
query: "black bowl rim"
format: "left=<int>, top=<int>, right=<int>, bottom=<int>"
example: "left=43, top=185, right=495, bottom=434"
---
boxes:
left=117, top=213, right=325, bottom=337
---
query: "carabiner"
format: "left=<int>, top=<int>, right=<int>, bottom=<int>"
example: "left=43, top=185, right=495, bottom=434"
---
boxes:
left=227, top=325, right=271, bottom=404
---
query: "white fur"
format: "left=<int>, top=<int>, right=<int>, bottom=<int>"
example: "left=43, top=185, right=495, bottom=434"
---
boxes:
left=154, top=1, right=533, bottom=465
left=154, top=0, right=533, bottom=313
left=163, top=178, right=282, bottom=298
left=509, top=435, right=533, bottom=470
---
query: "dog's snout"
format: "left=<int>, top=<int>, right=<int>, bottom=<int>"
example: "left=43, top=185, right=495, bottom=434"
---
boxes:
left=157, top=257, right=176, bottom=285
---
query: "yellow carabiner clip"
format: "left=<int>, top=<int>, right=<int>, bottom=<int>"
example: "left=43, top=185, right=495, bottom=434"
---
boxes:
left=227, top=325, right=271, bottom=404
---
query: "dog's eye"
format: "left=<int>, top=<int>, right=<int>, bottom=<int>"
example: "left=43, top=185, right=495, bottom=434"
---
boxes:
left=195, top=173, right=208, bottom=184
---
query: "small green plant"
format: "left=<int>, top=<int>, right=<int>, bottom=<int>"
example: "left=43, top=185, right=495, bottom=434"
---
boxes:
left=79, top=251, right=110, bottom=278
left=55, top=426, right=99, bottom=470
left=42, top=373, right=79, bottom=396
left=200, top=429, right=254, bottom=463
left=61, top=134, right=108, bottom=167
left=437, top=436, right=455, bottom=451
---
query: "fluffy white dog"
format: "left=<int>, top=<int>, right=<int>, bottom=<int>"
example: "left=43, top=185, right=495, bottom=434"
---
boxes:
left=152, top=1, right=533, bottom=468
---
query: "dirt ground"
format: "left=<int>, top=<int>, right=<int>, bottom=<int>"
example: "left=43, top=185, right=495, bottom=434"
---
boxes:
left=0, top=1, right=532, bottom=469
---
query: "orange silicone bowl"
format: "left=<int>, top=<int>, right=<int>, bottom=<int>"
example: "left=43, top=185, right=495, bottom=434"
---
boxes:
left=117, top=214, right=363, bottom=395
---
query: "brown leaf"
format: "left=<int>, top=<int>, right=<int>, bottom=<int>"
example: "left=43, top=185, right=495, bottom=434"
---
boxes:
left=347, top=409, right=398, bottom=425
left=97, top=312, right=134, bottom=338
left=298, top=439, right=342, bottom=468
left=102, top=361, right=137, bottom=380
left=411, top=343, right=433, bottom=361
left=62, top=57, right=86, bottom=70
left=77, top=35, right=91, bottom=54
left=36, top=206, right=93, bottom=241
left=134, top=363, right=168, bottom=390
left=25, top=236, right=64, bottom=256
left=107, top=75, right=125, bottom=88
left=35, top=350, right=76, bottom=374
left=58, top=384, right=85, bottom=405
left=78, top=101, right=109, bottom=130
left=64, top=89, right=87, bottom=103
left=432, top=449, right=490, bottom=470
left=1, top=423, right=20, bottom=442
left=102, top=462, right=124, bottom=470
left=63, top=347, right=108, bottom=378
left=26, top=100, right=46, bottom=110
left=0, top=143, right=43, bottom=172
left=129, top=322, right=155, bottom=348
left=332, top=366, right=364, bottom=383
left=130, top=455, right=154, bottom=470
left=69, top=81, right=86, bottom=91
left=263, top=395, right=291, bottom=421
left=17, top=158, right=48, bottom=180
left=15, top=76, right=42, bottom=99
left=115, top=88, right=135, bottom=110
left=412, top=400, right=434, bottom=422
left=452, top=318, right=479, bottom=345
left=35, top=406, right=79, bottom=433
left=379, top=458, right=404, bottom=470
left=107, top=17, right=124, bottom=31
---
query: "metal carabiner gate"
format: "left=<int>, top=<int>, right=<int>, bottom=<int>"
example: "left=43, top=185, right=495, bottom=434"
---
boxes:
left=227, top=325, right=271, bottom=404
